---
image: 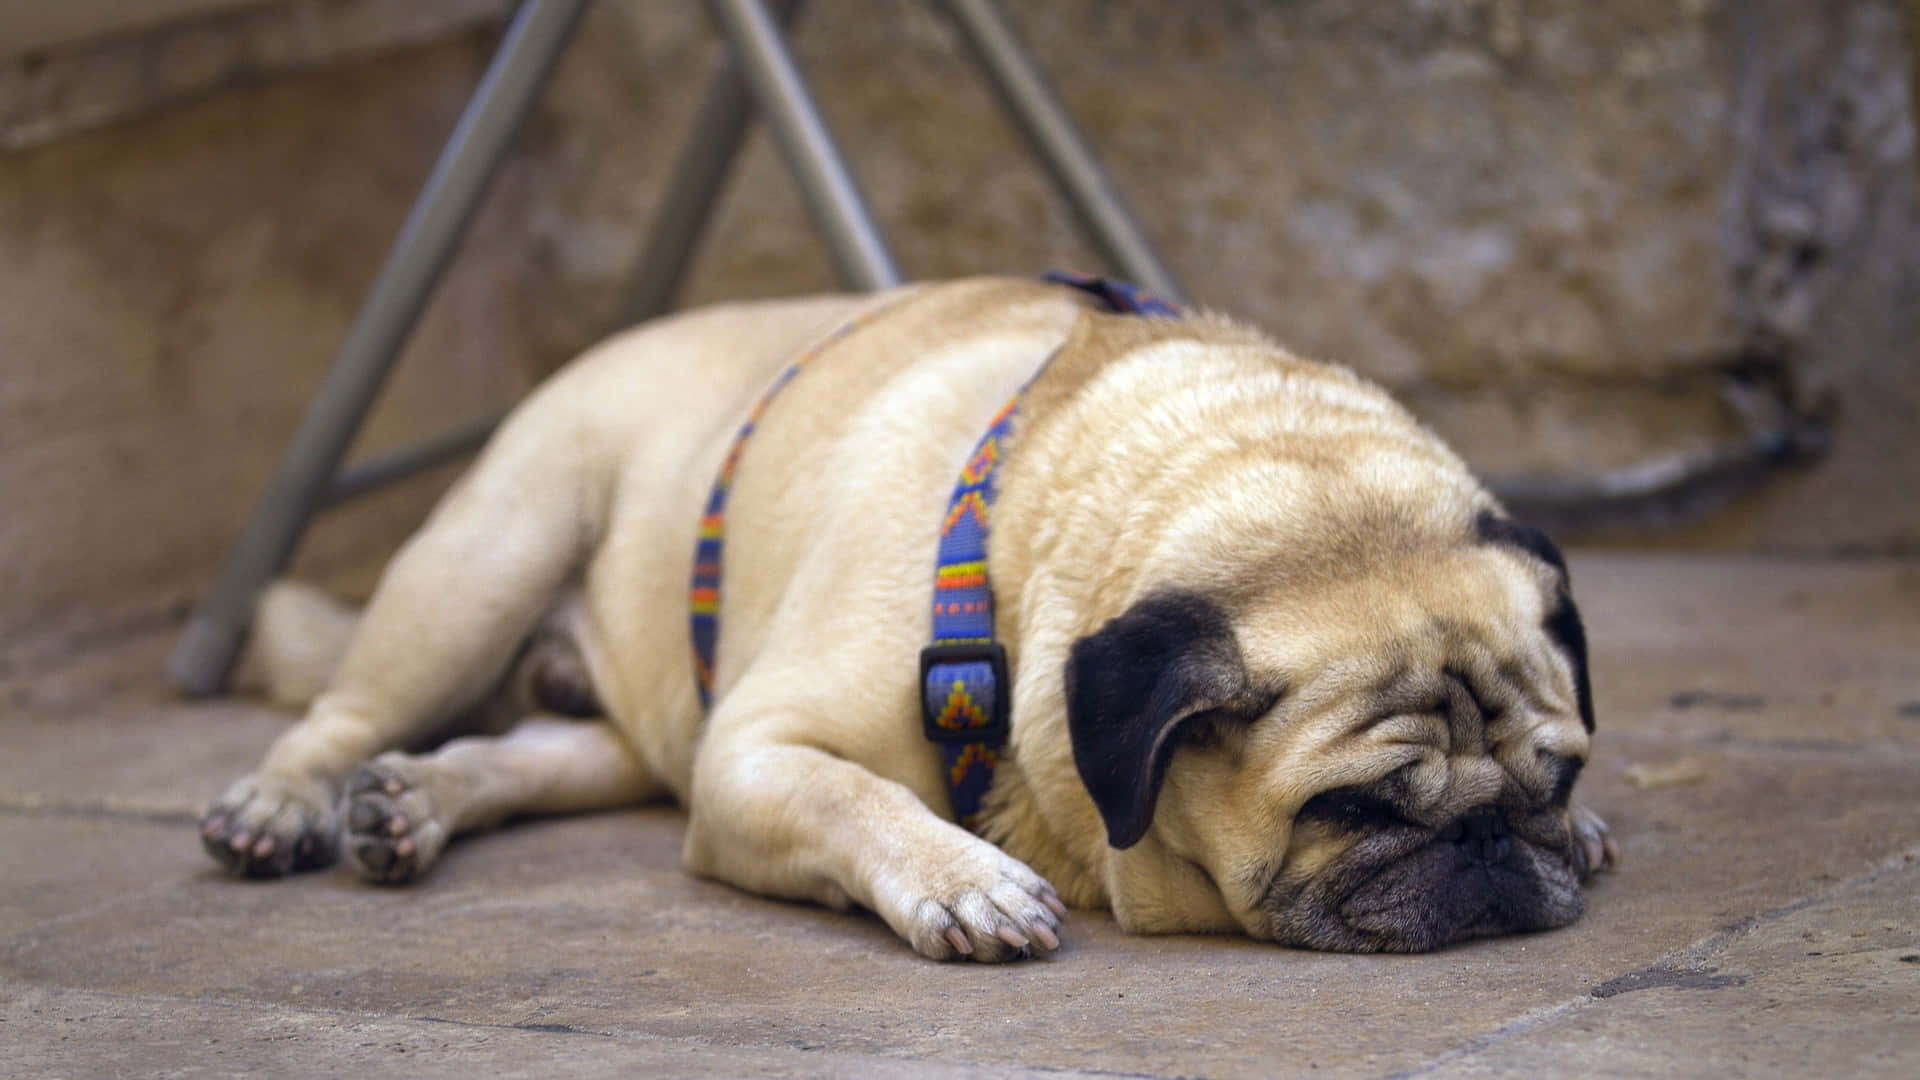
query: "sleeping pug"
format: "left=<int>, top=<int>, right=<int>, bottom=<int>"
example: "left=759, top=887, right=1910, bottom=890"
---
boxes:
left=201, top=276, right=1615, bottom=960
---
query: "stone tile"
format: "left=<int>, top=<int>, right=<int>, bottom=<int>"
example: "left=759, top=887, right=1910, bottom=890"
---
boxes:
left=0, top=984, right=1099, bottom=1079
left=0, top=815, right=197, bottom=938
left=5, top=725, right=1915, bottom=1079
left=2, top=554, right=1917, bottom=1077
left=0, top=630, right=289, bottom=817
left=1415, top=855, right=1920, bottom=1078
left=3, top=804, right=1484, bottom=1077
left=1559, top=734, right=1920, bottom=946
left=0, top=695, right=287, bottom=820
left=1574, top=553, right=1920, bottom=752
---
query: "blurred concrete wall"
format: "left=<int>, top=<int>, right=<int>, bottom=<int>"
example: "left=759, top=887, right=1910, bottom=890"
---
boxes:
left=2, top=0, right=1916, bottom=665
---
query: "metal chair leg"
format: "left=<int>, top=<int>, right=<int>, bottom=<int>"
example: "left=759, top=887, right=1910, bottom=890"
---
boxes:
left=316, top=0, right=811, bottom=516
left=172, top=0, right=1172, bottom=696
left=705, top=0, right=903, bottom=290
left=622, top=0, right=805, bottom=322
left=167, top=0, right=592, bottom=695
left=939, top=0, right=1184, bottom=304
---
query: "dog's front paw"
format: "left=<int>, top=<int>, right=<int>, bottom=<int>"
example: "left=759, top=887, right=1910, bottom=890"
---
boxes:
left=200, top=772, right=338, bottom=877
left=341, top=756, right=449, bottom=885
left=1569, top=804, right=1619, bottom=881
left=876, top=837, right=1068, bottom=963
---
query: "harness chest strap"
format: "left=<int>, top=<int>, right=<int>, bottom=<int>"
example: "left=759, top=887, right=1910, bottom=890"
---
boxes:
left=688, top=301, right=904, bottom=710
left=690, top=272, right=1183, bottom=829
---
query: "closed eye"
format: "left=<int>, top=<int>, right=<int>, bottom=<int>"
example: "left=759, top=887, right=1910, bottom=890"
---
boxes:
left=1541, top=752, right=1585, bottom=806
left=1295, top=787, right=1419, bottom=831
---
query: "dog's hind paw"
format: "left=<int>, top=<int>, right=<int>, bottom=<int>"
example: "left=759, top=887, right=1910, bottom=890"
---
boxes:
left=883, top=839, right=1068, bottom=963
left=200, top=772, right=338, bottom=877
left=1570, top=803, right=1619, bottom=881
left=341, top=756, right=449, bottom=885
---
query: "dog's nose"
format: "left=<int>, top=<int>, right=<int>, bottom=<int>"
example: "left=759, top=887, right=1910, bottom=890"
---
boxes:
left=1440, top=810, right=1511, bottom=864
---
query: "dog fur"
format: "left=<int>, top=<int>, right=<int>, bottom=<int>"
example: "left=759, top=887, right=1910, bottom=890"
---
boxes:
left=201, top=277, right=1615, bottom=960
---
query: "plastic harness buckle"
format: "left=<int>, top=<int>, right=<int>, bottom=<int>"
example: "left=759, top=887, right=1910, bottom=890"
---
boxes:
left=919, top=641, right=1011, bottom=745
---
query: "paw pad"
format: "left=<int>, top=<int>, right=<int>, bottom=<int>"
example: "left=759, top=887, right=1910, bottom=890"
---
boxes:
left=342, top=762, right=442, bottom=884
left=199, top=774, right=338, bottom=878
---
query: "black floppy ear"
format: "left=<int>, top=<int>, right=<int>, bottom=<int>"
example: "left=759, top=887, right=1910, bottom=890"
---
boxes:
left=1065, top=591, right=1257, bottom=850
left=1475, top=510, right=1594, bottom=733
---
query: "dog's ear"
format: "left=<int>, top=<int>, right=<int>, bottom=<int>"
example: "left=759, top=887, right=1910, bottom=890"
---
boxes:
left=1475, top=510, right=1594, bottom=732
left=1065, top=592, right=1264, bottom=849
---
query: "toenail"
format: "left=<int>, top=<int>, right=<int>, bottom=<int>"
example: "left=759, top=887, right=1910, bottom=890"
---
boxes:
left=387, top=816, right=408, bottom=836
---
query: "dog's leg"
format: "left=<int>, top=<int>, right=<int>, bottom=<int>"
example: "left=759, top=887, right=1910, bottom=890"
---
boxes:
left=338, top=716, right=660, bottom=884
left=201, top=418, right=600, bottom=877
left=684, top=730, right=1067, bottom=963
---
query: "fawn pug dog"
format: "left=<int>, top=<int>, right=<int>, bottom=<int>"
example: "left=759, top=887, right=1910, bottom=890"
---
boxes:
left=201, top=276, right=1615, bottom=959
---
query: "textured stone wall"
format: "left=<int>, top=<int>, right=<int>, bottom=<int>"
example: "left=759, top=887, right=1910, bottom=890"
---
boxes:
left=537, top=0, right=1920, bottom=534
left=1, top=0, right=1915, bottom=662
left=718, top=0, right=1914, bottom=535
left=1, top=10, right=531, bottom=660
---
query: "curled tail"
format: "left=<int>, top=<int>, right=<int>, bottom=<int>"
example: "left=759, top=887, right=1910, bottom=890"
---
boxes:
left=231, top=580, right=602, bottom=723
left=230, top=581, right=361, bottom=710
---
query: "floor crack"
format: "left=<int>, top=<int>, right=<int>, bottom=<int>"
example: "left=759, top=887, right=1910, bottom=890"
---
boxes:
left=1388, top=841, right=1920, bottom=1078
left=0, top=796, right=199, bottom=826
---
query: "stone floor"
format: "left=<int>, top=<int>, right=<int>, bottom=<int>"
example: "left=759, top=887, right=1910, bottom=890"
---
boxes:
left=3, top=552, right=1918, bottom=1078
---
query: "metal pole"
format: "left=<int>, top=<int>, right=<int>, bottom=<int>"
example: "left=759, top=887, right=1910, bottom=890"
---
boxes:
left=621, top=0, right=805, bottom=322
left=167, top=0, right=592, bottom=695
left=704, top=0, right=903, bottom=290
left=320, top=414, right=505, bottom=508
left=940, top=0, right=1185, bottom=303
left=300, top=0, right=814, bottom=514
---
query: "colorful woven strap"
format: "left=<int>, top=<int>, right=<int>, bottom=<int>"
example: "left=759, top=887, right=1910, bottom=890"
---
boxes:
left=1038, top=268, right=1183, bottom=318
left=690, top=305, right=896, bottom=709
left=920, top=271, right=1182, bottom=828
left=918, top=394, right=1018, bottom=828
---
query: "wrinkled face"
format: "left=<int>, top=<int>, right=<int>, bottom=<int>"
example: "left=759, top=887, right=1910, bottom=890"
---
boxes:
left=1065, top=512, right=1598, bottom=952
left=1253, top=650, right=1591, bottom=952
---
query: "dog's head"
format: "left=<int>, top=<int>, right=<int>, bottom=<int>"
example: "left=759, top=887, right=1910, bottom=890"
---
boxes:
left=1062, top=509, right=1595, bottom=952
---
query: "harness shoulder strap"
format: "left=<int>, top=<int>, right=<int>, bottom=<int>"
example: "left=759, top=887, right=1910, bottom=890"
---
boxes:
left=920, top=273, right=1183, bottom=828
